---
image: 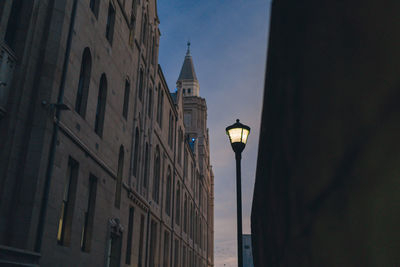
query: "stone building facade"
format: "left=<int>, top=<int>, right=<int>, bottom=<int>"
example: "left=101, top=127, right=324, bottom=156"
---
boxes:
left=0, top=0, right=214, bottom=266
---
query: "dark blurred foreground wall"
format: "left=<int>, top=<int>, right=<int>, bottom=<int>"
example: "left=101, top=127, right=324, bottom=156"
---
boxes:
left=251, top=0, right=400, bottom=266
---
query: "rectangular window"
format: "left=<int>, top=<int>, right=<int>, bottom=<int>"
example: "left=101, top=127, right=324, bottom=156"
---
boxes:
left=149, top=220, right=158, bottom=267
left=122, top=80, right=130, bottom=119
left=138, top=214, right=145, bottom=267
left=106, top=233, right=122, bottom=267
left=125, top=207, right=135, bottom=264
left=174, top=239, right=180, bottom=267
left=163, top=231, right=170, bottom=267
left=57, top=157, right=79, bottom=246
left=182, top=245, right=186, bottom=267
left=81, top=174, right=98, bottom=252
left=105, top=3, right=116, bottom=44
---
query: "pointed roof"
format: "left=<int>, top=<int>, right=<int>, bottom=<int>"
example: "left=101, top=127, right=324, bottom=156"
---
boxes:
left=177, top=42, right=198, bottom=81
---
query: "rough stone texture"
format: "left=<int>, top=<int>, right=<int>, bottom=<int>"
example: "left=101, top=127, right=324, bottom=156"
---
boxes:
left=0, top=0, right=214, bottom=266
left=251, top=0, right=400, bottom=266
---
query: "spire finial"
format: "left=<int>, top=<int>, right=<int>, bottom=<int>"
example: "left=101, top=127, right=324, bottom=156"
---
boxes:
left=186, top=41, right=191, bottom=55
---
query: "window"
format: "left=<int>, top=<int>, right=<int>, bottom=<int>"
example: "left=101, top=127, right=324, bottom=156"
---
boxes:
left=152, top=146, right=160, bottom=203
left=4, top=0, right=23, bottom=50
left=148, top=88, right=153, bottom=117
left=188, top=88, right=191, bottom=94
left=105, top=3, right=116, bottom=44
left=138, top=69, right=144, bottom=101
left=183, top=150, right=188, bottom=180
left=129, top=0, right=136, bottom=45
left=183, top=194, right=188, bottom=233
left=125, top=207, right=134, bottom=264
left=163, top=231, right=170, bottom=267
left=151, top=36, right=156, bottom=65
left=141, top=14, right=147, bottom=44
left=75, top=48, right=92, bottom=117
left=157, top=88, right=164, bottom=127
left=149, top=220, right=158, bottom=267
left=89, top=0, right=99, bottom=17
left=165, top=167, right=172, bottom=216
left=178, top=129, right=183, bottom=165
left=57, top=157, right=79, bottom=246
left=182, top=245, right=186, bottom=267
left=138, top=214, right=145, bottom=267
left=115, top=146, right=124, bottom=208
left=175, top=182, right=181, bottom=225
left=133, top=128, right=140, bottom=176
left=106, top=232, right=122, bottom=267
left=184, top=113, right=191, bottom=127
left=122, top=79, right=130, bottom=119
left=168, top=111, right=173, bottom=147
left=94, top=74, right=107, bottom=137
left=81, top=174, right=97, bottom=252
left=174, top=239, right=180, bottom=267
left=143, top=143, right=149, bottom=188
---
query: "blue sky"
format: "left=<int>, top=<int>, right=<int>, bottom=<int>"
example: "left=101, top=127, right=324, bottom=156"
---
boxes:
left=157, top=1, right=271, bottom=266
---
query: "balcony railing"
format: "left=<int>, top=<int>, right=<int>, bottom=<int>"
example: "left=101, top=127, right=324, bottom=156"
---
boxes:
left=0, top=42, right=16, bottom=117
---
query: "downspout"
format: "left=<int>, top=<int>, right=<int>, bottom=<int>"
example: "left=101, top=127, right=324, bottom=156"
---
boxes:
left=34, top=0, right=78, bottom=252
left=170, top=113, right=177, bottom=267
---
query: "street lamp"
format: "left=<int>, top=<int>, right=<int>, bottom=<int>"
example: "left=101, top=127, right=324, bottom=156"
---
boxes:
left=226, top=119, right=250, bottom=267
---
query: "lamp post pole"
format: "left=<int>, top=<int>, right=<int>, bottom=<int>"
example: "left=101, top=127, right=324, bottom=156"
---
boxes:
left=226, top=119, right=250, bottom=267
left=236, top=151, right=243, bottom=267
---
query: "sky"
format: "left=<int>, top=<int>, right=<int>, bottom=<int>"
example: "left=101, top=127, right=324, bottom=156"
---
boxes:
left=157, top=1, right=271, bottom=266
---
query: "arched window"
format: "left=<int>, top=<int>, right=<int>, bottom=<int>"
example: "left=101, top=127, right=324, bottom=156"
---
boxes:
left=138, top=69, right=144, bottom=101
left=175, top=181, right=181, bottom=225
left=122, top=78, right=130, bottom=119
left=178, top=129, right=183, bottom=165
left=165, top=166, right=172, bottom=216
left=115, top=145, right=124, bottom=208
left=89, top=0, right=100, bottom=17
left=152, top=146, right=160, bottom=203
left=148, top=87, right=152, bottom=117
left=105, top=2, right=116, bottom=44
left=133, top=127, right=139, bottom=176
left=75, top=48, right=92, bottom=117
left=157, top=89, right=164, bottom=127
left=95, top=74, right=107, bottom=137
left=143, top=142, right=149, bottom=189
left=183, top=194, right=188, bottom=233
left=141, top=14, right=147, bottom=44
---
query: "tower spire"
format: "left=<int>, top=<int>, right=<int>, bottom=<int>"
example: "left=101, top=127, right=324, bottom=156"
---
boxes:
left=177, top=42, right=200, bottom=97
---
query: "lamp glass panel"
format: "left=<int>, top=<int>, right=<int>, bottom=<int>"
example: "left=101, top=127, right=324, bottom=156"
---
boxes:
left=227, top=128, right=243, bottom=143
left=242, top=129, right=250, bottom=144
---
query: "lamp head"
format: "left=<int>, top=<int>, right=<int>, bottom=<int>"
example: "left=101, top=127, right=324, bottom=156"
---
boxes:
left=226, top=119, right=250, bottom=154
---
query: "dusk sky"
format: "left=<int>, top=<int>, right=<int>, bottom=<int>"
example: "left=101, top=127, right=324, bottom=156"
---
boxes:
left=157, top=1, right=271, bottom=266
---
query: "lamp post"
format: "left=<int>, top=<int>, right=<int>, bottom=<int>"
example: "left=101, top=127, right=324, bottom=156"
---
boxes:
left=226, top=119, right=250, bottom=267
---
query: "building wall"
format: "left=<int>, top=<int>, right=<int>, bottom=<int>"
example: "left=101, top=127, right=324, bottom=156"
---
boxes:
left=251, top=0, right=400, bottom=266
left=0, top=0, right=213, bottom=266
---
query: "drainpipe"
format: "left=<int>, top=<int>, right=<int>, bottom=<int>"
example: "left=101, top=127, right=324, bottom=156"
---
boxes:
left=170, top=113, right=177, bottom=267
left=34, top=0, right=78, bottom=252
